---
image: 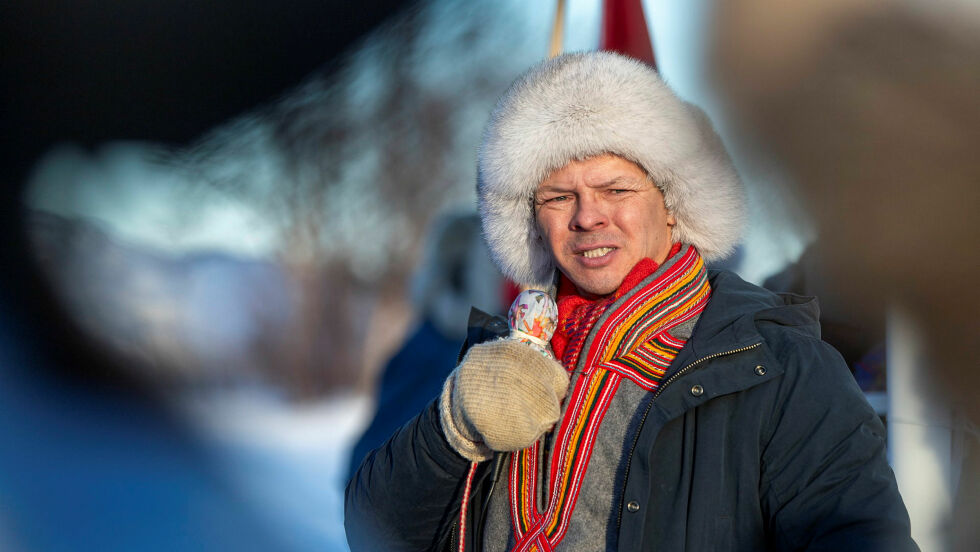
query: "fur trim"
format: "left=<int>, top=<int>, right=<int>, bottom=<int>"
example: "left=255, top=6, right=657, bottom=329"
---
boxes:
left=477, top=51, right=745, bottom=288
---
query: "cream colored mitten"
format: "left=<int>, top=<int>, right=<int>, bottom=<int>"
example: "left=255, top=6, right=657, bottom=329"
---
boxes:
left=439, top=338, right=569, bottom=462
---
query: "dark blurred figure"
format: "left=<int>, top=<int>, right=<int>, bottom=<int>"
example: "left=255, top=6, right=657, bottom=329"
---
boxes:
left=711, top=2, right=980, bottom=549
left=0, top=191, right=290, bottom=548
left=347, top=212, right=511, bottom=481
left=763, top=243, right=885, bottom=390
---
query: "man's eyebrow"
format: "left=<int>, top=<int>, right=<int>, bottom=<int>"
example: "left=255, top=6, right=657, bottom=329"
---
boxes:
left=535, top=174, right=648, bottom=196
left=535, top=182, right=572, bottom=194
left=591, top=175, right=645, bottom=188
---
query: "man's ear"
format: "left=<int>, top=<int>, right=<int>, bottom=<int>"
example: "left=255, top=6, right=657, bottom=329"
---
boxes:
left=666, top=212, right=677, bottom=227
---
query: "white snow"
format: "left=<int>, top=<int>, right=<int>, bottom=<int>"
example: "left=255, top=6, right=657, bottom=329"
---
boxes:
left=179, top=389, right=374, bottom=552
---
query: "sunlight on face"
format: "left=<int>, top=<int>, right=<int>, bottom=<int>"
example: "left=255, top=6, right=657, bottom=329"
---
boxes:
left=534, top=154, right=676, bottom=298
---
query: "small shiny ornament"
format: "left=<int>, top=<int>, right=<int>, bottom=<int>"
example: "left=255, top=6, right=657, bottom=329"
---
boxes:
left=507, top=289, right=558, bottom=360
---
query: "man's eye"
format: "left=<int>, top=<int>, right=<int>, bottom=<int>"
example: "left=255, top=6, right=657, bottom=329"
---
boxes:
left=545, top=195, right=570, bottom=203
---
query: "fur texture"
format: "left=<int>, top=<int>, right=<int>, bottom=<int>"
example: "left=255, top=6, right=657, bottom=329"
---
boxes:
left=477, top=51, right=745, bottom=288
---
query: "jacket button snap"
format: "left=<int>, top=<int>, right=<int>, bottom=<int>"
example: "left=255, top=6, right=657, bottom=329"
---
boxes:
left=690, top=384, right=704, bottom=397
left=626, top=501, right=640, bottom=513
left=754, top=365, right=767, bottom=376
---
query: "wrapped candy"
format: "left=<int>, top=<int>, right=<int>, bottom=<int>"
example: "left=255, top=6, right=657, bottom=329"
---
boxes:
left=507, top=289, right=558, bottom=360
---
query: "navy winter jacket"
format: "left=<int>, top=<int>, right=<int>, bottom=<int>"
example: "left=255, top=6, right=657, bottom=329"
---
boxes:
left=345, top=271, right=917, bottom=551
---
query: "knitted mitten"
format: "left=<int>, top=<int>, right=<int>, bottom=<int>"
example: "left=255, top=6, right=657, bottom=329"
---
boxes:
left=439, top=339, right=569, bottom=462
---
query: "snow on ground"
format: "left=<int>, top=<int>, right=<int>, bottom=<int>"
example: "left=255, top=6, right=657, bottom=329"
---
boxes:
left=178, top=389, right=373, bottom=552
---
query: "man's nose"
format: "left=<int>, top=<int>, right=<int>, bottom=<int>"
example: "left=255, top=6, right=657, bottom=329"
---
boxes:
left=570, top=195, right=607, bottom=231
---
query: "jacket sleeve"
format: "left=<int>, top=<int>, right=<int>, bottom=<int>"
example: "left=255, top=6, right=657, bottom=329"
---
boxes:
left=345, top=397, right=471, bottom=552
left=759, top=335, right=918, bottom=552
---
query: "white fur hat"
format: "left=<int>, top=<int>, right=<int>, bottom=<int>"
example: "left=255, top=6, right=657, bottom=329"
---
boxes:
left=477, top=51, right=745, bottom=288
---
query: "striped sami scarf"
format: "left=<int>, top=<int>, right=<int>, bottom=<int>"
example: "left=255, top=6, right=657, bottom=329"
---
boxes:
left=508, top=244, right=710, bottom=552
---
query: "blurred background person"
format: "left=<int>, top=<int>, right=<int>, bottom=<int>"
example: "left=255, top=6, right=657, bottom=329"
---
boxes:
left=711, top=0, right=980, bottom=550
left=0, top=139, right=293, bottom=552
left=347, top=212, right=513, bottom=480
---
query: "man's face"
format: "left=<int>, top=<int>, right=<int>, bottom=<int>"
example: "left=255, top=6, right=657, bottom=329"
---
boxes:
left=534, top=154, right=676, bottom=299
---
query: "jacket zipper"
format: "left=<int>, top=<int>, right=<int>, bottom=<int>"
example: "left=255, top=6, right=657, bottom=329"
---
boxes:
left=614, top=342, right=762, bottom=529
left=449, top=519, right=458, bottom=552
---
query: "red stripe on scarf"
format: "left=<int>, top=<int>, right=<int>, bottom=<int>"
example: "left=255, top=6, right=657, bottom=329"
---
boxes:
left=551, top=242, right=682, bottom=364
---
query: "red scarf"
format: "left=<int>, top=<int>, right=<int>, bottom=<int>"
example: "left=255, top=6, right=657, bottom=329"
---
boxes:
left=551, top=242, right=683, bottom=367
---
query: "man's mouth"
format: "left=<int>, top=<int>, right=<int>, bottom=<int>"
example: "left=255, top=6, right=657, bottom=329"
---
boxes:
left=580, top=247, right=615, bottom=259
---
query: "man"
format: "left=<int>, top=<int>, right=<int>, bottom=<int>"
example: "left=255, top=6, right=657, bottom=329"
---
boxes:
left=345, top=51, right=916, bottom=551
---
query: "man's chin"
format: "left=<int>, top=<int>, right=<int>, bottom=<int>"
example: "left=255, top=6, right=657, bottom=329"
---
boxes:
left=569, top=276, right=621, bottom=300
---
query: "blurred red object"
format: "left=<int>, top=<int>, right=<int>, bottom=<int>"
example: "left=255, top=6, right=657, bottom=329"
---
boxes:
left=600, top=0, right=656, bottom=69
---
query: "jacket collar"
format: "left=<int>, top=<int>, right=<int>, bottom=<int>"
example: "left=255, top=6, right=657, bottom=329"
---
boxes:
left=648, top=270, right=822, bottom=420
left=671, top=270, right=820, bottom=369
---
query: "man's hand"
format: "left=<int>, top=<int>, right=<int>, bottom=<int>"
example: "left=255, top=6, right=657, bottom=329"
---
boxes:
left=439, top=339, right=570, bottom=461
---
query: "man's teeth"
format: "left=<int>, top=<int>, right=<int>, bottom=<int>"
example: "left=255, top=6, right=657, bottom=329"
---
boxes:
left=582, top=247, right=614, bottom=259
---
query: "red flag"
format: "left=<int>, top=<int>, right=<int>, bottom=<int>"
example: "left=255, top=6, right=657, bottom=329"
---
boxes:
left=600, top=0, right=656, bottom=69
